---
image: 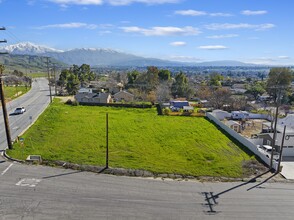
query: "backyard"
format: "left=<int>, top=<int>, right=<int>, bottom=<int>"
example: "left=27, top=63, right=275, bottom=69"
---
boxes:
left=7, top=99, right=260, bottom=178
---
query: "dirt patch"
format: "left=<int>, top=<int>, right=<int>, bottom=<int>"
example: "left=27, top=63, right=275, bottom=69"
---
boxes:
left=55, top=96, right=74, bottom=103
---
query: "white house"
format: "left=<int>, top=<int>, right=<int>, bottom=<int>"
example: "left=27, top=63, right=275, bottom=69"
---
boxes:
left=75, top=92, right=112, bottom=104
left=231, top=111, right=250, bottom=120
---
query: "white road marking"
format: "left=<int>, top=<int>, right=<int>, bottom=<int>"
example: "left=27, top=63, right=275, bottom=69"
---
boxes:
left=16, top=178, right=42, bottom=187
left=1, top=163, right=14, bottom=176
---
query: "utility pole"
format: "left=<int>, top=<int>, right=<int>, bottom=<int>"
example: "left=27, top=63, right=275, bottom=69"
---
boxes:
left=276, top=126, right=286, bottom=174
left=45, top=57, right=52, bottom=103
left=53, top=64, right=57, bottom=96
left=270, top=86, right=284, bottom=169
left=106, top=113, right=109, bottom=168
left=0, top=27, right=13, bottom=149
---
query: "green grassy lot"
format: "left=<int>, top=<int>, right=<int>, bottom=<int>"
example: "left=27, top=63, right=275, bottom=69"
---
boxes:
left=7, top=99, right=256, bottom=177
left=4, top=86, right=29, bottom=101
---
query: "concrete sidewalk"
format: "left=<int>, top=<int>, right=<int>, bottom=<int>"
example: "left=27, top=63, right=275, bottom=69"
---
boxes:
left=281, top=162, right=294, bottom=179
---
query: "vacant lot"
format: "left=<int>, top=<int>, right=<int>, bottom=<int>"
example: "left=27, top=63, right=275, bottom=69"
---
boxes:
left=4, top=86, right=29, bottom=101
left=8, top=99, right=257, bottom=177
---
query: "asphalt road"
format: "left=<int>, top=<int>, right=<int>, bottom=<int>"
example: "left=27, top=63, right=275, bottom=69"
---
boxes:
left=0, top=78, right=51, bottom=150
left=0, top=161, right=293, bottom=220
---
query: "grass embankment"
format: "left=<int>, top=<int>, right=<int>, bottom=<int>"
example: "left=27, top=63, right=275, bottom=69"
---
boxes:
left=4, top=86, right=29, bottom=101
left=7, top=99, right=256, bottom=177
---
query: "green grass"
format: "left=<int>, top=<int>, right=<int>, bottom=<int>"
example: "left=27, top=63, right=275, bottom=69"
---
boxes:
left=4, top=86, right=29, bottom=101
left=7, top=99, right=256, bottom=178
left=27, top=72, right=48, bottom=78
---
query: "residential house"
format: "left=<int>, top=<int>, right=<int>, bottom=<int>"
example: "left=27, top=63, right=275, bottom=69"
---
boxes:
left=113, top=90, right=134, bottom=102
left=257, top=133, right=294, bottom=156
left=226, top=120, right=241, bottom=133
left=231, top=111, right=250, bottom=120
left=75, top=92, right=112, bottom=104
left=231, top=83, right=247, bottom=94
left=212, top=110, right=231, bottom=121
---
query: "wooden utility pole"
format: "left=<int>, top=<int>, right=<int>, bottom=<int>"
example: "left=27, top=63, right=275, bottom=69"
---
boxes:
left=276, top=126, right=286, bottom=174
left=0, top=28, right=13, bottom=149
left=106, top=113, right=109, bottom=168
left=45, top=57, right=53, bottom=103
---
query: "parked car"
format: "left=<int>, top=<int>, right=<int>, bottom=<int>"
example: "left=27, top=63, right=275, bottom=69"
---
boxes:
left=13, top=107, right=26, bottom=115
left=257, top=145, right=279, bottom=160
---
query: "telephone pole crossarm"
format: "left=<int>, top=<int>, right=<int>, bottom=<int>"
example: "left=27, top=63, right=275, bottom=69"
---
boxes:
left=0, top=26, right=13, bottom=149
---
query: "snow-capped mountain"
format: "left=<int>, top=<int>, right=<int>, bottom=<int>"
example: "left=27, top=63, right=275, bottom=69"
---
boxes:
left=1, top=42, right=63, bottom=55
left=0, top=42, right=253, bottom=67
left=1, top=42, right=178, bottom=66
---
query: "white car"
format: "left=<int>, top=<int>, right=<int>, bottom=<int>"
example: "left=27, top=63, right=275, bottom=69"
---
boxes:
left=13, top=107, right=26, bottom=115
left=257, top=145, right=279, bottom=160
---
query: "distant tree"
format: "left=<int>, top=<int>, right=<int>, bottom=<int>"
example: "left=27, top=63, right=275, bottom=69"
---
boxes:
left=158, top=69, right=171, bottom=81
left=257, top=72, right=266, bottom=81
left=209, top=87, right=231, bottom=109
left=156, top=81, right=172, bottom=102
left=146, top=91, right=156, bottom=103
left=228, top=95, right=247, bottom=111
left=78, top=64, right=95, bottom=86
left=266, top=67, right=293, bottom=104
left=196, top=86, right=212, bottom=100
left=127, top=70, right=140, bottom=85
left=171, top=72, right=193, bottom=98
left=58, top=69, right=71, bottom=93
left=209, top=72, right=223, bottom=86
left=146, top=66, right=159, bottom=90
left=66, top=73, right=80, bottom=95
left=0, top=64, right=4, bottom=72
left=12, top=70, right=24, bottom=77
left=245, top=81, right=266, bottom=100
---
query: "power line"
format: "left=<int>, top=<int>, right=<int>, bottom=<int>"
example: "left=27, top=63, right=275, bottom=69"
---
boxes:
left=0, top=26, right=13, bottom=149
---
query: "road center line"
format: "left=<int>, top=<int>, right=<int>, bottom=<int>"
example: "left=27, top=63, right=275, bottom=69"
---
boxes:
left=1, top=163, right=14, bottom=176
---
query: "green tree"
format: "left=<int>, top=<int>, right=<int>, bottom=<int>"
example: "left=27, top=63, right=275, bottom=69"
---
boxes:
left=127, top=70, right=140, bottom=85
left=171, top=72, right=192, bottom=98
left=12, top=70, right=24, bottom=77
left=79, top=64, right=95, bottom=83
left=209, top=72, right=223, bottom=86
left=266, top=67, right=293, bottom=103
left=66, top=73, right=80, bottom=95
left=246, top=81, right=266, bottom=100
left=158, top=69, right=171, bottom=81
left=146, top=66, right=159, bottom=90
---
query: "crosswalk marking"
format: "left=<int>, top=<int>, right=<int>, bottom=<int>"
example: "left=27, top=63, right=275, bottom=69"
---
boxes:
left=16, top=178, right=42, bottom=187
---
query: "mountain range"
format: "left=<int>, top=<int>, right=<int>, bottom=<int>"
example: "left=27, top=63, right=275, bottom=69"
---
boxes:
left=0, top=42, right=254, bottom=67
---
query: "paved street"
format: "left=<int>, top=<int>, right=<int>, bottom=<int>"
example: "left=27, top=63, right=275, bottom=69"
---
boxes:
left=0, top=77, right=51, bottom=150
left=0, top=160, right=294, bottom=220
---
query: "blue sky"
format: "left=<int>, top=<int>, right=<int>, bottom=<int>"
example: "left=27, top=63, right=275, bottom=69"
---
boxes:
left=0, top=0, right=293, bottom=65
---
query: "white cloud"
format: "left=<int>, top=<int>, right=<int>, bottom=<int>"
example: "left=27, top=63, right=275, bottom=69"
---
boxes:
left=198, top=45, right=228, bottom=50
left=278, top=56, right=290, bottom=59
left=175, top=10, right=207, bottom=16
left=205, top=23, right=275, bottom=31
left=209, top=13, right=232, bottom=17
left=36, top=22, right=98, bottom=29
left=169, top=55, right=203, bottom=62
left=249, top=56, right=293, bottom=65
left=48, top=0, right=181, bottom=6
left=121, top=26, right=201, bottom=36
left=247, top=57, right=276, bottom=65
left=207, top=34, right=238, bottom=39
left=175, top=10, right=232, bottom=17
left=48, top=0, right=103, bottom=5
left=108, top=0, right=181, bottom=6
left=241, top=10, right=268, bottom=15
left=170, top=41, right=186, bottom=46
